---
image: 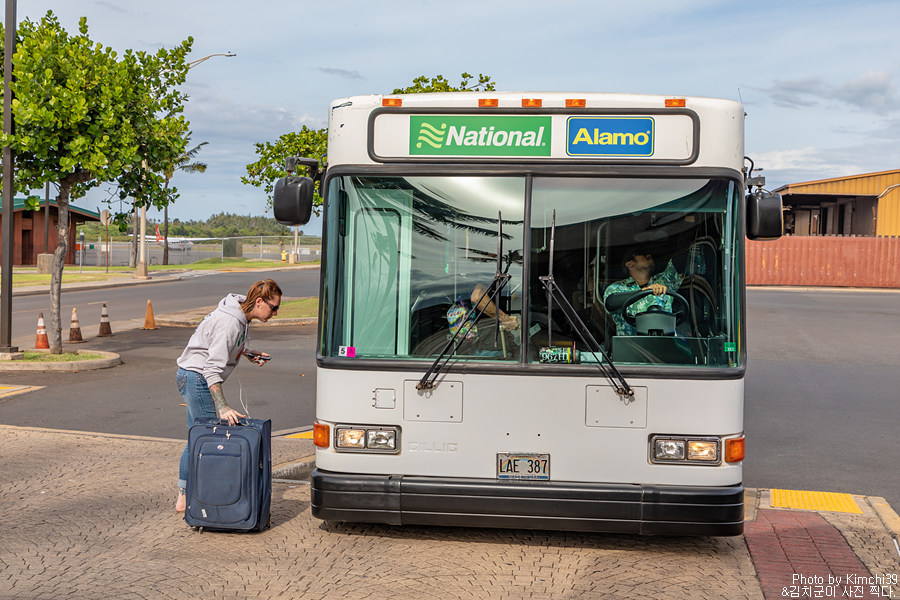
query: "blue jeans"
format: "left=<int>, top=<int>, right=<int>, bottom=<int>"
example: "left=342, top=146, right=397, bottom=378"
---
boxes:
left=177, top=368, right=218, bottom=490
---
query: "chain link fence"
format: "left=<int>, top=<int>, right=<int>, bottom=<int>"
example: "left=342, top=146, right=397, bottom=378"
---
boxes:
left=76, top=236, right=321, bottom=267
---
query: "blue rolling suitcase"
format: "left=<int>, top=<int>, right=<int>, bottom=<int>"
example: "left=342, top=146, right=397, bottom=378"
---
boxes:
left=185, top=417, right=272, bottom=532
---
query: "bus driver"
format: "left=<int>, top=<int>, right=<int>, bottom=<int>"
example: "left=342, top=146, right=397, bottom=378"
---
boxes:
left=603, top=248, right=682, bottom=336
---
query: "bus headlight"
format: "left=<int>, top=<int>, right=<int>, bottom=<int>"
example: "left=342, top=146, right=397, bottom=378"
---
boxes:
left=335, top=425, right=400, bottom=453
left=654, top=439, right=685, bottom=461
left=687, top=440, right=718, bottom=461
left=651, top=435, right=721, bottom=465
left=367, top=429, right=396, bottom=450
left=336, top=428, right=366, bottom=449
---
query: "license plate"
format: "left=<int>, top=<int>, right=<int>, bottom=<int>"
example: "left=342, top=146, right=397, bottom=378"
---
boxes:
left=496, top=453, right=550, bottom=480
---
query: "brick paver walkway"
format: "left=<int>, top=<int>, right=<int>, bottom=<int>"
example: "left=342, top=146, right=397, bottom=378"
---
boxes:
left=2, top=425, right=897, bottom=600
left=744, top=509, right=888, bottom=599
left=1, top=426, right=763, bottom=599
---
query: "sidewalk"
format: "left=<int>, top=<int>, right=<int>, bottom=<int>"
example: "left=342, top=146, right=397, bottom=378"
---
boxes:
left=0, top=424, right=897, bottom=600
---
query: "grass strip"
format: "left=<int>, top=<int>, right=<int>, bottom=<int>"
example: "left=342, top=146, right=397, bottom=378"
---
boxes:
left=22, top=351, right=106, bottom=362
left=271, top=297, right=319, bottom=320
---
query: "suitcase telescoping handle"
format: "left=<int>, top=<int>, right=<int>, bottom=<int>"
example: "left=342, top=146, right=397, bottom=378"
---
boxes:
left=215, top=418, right=251, bottom=426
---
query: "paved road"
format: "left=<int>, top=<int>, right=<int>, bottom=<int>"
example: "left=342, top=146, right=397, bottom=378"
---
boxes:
left=744, top=287, right=900, bottom=510
left=0, top=323, right=317, bottom=439
left=10, top=267, right=320, bottom=345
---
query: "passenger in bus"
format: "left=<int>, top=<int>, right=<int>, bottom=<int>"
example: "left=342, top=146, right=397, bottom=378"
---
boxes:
left=471, top=283, right=519, bottom=331
left=603, top=248, right=682, bottom=336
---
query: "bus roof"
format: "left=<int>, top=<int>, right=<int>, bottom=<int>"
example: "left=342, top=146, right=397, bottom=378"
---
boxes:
left=326, top=92, right=745, bottom=172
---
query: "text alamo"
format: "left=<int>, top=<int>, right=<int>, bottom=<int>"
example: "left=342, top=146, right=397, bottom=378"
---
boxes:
left=571, top=129, right=651, bottom=146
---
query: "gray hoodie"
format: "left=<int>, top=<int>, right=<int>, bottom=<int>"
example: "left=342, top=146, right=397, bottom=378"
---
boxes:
left=176, top=293, right=250, bottom=386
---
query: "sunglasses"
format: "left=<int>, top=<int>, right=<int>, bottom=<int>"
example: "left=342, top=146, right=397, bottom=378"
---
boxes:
left=264, top=299, right=280, bottom=312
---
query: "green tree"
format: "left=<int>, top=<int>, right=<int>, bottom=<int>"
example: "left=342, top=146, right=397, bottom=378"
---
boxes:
left=241, top=126, right=327, bottom=211
left=162, top=138, right=207, bottom=264
left=1, top=12, right=192, bottom=352
left=114, top=41, right=191, bottom=268
left=392, top=72, right=496, bottom=94
left=242, top=73, right=496, bottom=212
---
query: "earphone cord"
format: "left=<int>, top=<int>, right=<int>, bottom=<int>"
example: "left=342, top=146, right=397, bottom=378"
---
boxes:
left=236, top=371, right=251, bottom=418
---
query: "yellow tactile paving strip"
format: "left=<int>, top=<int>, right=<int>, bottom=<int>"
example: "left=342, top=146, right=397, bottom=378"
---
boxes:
left=770, top=489, right=862, bottom=514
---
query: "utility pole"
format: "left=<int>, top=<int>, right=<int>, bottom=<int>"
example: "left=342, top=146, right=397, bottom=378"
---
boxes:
left=1, top=0, right=20, bottom=355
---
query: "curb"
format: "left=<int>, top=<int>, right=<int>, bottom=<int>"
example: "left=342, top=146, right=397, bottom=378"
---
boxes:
left=273, top=456, right=316, bottom=481
left=868, top=496, right=900, bottom=548
left=155, top=311, right=318, bottom=328
left=0, top=349, right=121, bottom=371
left=11, top=274, right=184, bottom=297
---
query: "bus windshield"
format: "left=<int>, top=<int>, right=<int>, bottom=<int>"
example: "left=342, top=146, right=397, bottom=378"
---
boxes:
left=322, top=174, right=742, bottom=368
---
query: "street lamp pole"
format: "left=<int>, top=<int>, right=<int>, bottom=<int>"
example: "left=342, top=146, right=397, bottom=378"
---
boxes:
left=134, top=51, right=235, bottom=279
left=1, top=0, right=18, bottom=355
left=188, top=52, right=236, bottom=69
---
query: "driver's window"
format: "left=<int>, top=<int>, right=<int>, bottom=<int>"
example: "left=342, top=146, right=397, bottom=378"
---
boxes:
left=529, top=176, right=736, bottom=367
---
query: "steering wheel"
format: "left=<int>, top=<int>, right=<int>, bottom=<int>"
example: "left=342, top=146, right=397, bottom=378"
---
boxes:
left=617, top=289, right=690, bottom=327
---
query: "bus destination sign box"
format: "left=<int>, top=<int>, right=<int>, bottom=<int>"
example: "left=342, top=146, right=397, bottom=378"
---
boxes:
left=371, top=111, right=696, bottom=162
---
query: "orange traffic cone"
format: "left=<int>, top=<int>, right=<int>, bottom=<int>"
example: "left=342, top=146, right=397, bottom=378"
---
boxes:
left=35, top=313, right=49, bottom=349
left=98, top=302, right=113, bottom=337
left=68, top=307, right=84, bottom=343
left=141, top=299, right=157, bottom=330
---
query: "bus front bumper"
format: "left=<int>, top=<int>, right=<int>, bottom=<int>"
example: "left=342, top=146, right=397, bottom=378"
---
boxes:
left=310, top=469, right=744, bottom=536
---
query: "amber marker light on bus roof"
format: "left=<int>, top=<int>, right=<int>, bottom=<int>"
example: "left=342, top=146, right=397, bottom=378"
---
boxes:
left=665, top=98, right=686, bottom=108
left=566, top=99, right=586, bottom=108
left=313, top=423, right=330, bottom=448
left=725, top=437, right=745, bottom=463
left=382, top=98, right=402, bottom=107
left=478, top=98, right=499, bottom=107
left=521, top=98, right=542, bottom=108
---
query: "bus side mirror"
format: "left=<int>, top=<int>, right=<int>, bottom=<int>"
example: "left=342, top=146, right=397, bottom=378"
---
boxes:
left=746, top=191, right=783, bottom=240
left=273, top=176, right=314, bottom=226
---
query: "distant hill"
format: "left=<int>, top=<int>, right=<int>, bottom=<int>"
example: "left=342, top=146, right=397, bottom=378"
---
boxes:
left=80, top=212, right=319, bottom=242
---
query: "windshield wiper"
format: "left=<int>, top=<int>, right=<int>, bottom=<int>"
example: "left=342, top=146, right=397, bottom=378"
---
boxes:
left=538, top=211, right=634, bottom=401
left=417, top=212, right=510, bottom=390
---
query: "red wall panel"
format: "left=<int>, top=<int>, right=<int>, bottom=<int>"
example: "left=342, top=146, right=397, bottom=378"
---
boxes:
left=746, top=236, right=900, bottom=288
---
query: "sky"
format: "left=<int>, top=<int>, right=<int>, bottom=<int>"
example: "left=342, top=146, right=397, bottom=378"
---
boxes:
left=13, top=0, right=900, bottom=234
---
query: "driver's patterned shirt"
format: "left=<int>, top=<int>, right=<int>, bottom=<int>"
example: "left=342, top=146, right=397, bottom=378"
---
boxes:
left=603, top=260, right=681, bottom=336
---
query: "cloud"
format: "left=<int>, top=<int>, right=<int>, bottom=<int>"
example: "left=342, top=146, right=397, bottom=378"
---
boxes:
left=753, top=138, right=900, bottom=190
left=316, top=67, right=364, bottom=80
left=764, top=71, right=900, bottom=114
left=753, top=146, right=854, bottom=174
left=92, top=1, right=130, bottom=14
left=767, top=78, right=829, bottom=108
left=833, top=71, right=899, bottom=112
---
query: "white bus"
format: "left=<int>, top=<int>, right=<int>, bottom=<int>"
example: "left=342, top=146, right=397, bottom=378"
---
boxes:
left=274, top=92, right=782, bottom=536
